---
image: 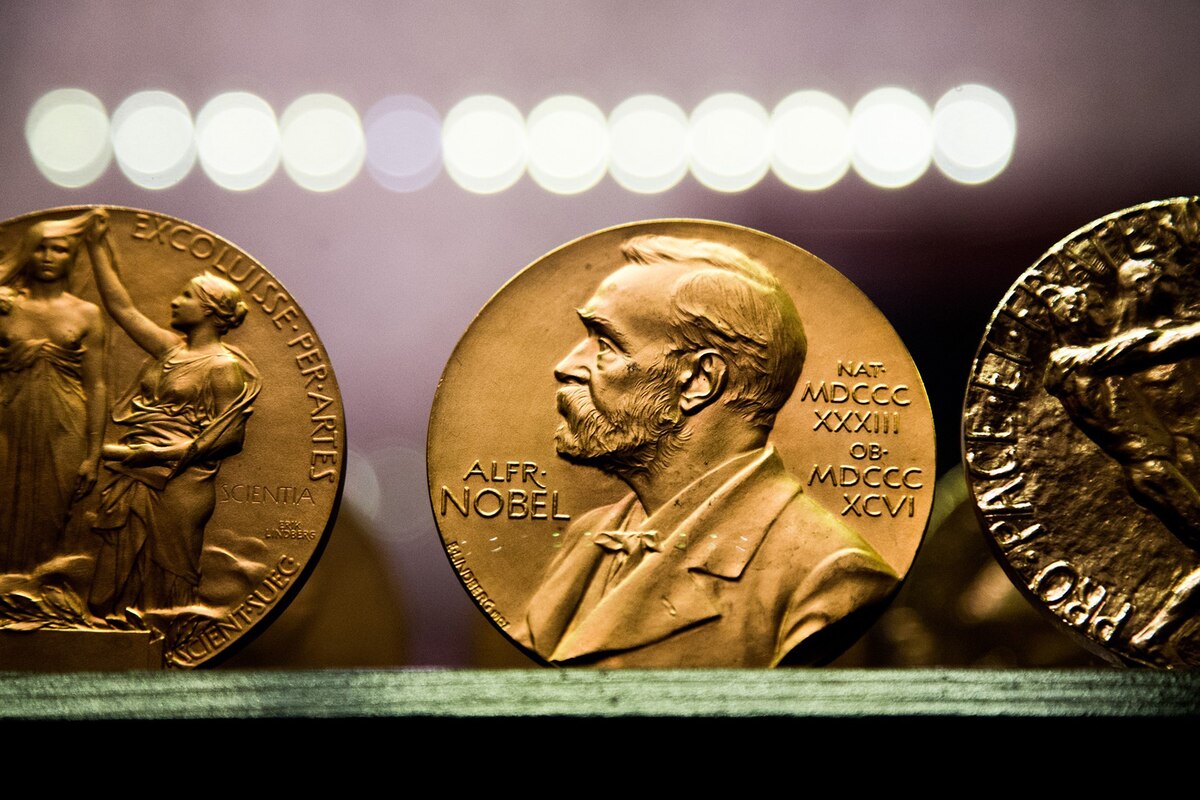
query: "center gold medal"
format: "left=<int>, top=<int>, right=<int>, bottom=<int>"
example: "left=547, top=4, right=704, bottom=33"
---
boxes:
left=428, top=220, right=934, bottom=667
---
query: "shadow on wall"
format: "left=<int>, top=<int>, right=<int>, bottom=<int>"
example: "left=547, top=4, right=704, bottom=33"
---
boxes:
left=835, top=466, right=1102, bottom=668
left=225, top=506, right=408, bottom=668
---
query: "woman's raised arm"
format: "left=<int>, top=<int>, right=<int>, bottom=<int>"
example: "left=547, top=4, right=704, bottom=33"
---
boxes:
left=85, top=212, right=178, bottom=358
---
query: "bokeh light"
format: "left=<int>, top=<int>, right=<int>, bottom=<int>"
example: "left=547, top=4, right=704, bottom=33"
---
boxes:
left=933, top=84, right=1016, bottom=184
left=364, top=94, right=442, bottom=192
left=771, top=91, right=851, bottom=190
left=111, top=90, right=196, bottom=190
left=526, top=95, right=609, bottom=194
left=688, top=93, right=771, bottom=192
left=442, top=95, right=527, bottom=194
left=280, top=93, right=365, bottom=192
left=850, top=87, right=933, bottom=188
left=608, top=94, right=689, bottom=194
left=343, top=449, right=382, bottom=522
left=26, top=88, right=112, bottom=188
left=195, top=92, right=280, bottom=191
left=363, top=445, right=432, bottom=543
left=27, top=86, right=1014, bottom=194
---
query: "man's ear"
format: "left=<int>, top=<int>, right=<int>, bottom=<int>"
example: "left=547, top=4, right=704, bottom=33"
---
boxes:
left=678, top=349, right=727, bottom=414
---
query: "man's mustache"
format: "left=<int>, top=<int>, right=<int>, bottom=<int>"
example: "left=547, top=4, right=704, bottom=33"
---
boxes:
left=557, top=385, right=598, bottom=426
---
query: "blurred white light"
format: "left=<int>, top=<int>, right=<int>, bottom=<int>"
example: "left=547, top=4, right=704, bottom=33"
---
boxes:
left=343, top=449, right=381, bottom=521
left=526, top=95, right=609, bottom=194
left=771, top=91, right=851, bottom=191
left=688, top=93, right=771, bottom=192
left=850, top=87, right=933, bottom=188
left=442, top=95, right=527, bottom=194
left=933, top=84, right=1016, bottom=184
left=608, top=95, right=689, bottom=194
left=364, top=445, right=432, bottom=543
left=195, top=92, right=280, bottom=191
left=281, top=93, right=365, bottom=192
left=110, top=90, right=195, bottom=189
left=364, top=94, right=442, bottom=192
left=26, top=89, right=111, bottom=188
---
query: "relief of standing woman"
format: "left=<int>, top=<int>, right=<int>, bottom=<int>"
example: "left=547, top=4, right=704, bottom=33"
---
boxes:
left=0, top=210, right=107, bottom=572
left=82, top=212, right=261, bottom=620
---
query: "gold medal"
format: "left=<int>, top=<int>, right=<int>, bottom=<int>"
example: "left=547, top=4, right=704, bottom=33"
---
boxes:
left=965, top=197, right=1200, bottom=667
left=0, top=207, right=344, bottom=668
left=428, top=220, right=934, bottom=667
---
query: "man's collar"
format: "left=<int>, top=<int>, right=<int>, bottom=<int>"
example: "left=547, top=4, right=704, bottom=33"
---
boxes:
left=537, top=444, right=803, bottom=659
left=632, top=446, right=766, bottom=540
left=615, top=445, right=802, bottom=578
left=669, top=445, right=801, bottom=579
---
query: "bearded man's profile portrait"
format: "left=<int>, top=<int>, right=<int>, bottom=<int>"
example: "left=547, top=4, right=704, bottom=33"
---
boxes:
left=510, top=235, right=900, bottom=667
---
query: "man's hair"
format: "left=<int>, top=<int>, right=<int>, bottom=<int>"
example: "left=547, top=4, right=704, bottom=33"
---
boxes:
left=621, top=234, right=806, bottom=428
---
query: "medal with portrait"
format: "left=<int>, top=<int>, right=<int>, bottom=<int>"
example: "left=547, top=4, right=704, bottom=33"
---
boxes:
left=428, top=220, right=935, bottom=667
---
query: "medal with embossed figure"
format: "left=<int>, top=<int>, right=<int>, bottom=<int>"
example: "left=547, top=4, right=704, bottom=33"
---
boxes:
left=964, top=197, right=1200, bottom=667
left=0, top=207, right=344, bottom=669
left=428, top=220, right=934, bottom=667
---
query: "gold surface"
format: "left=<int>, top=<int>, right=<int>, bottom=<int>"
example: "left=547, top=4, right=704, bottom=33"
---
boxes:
left=0, top=207, right=344, bottom=668
left=429, top=220, right=935, bottom=667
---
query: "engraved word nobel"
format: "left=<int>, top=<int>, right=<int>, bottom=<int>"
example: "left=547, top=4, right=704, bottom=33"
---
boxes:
left=441, top=460, right=572, bottom=520
left=0, top=208, right=343, bottom=669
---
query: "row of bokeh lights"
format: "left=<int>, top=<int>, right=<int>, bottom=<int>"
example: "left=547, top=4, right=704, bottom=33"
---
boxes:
left=27, top=86, right=1015, bottom=194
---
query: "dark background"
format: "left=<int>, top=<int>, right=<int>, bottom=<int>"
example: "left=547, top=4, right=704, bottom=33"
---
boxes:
left=3, top=0, right=1193, bottom=668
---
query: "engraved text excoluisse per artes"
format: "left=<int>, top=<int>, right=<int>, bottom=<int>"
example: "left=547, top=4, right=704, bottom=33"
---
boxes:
left=0, top=207, right=344, bottom=669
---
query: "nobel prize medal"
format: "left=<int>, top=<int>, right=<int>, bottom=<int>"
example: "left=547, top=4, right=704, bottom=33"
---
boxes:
left=428, top=220, right=935, bottom=667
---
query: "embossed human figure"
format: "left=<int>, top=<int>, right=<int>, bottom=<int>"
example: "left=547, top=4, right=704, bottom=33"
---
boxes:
left=83, top=214, right=260, bottom=619
left=0, top=211, right=108, bottom=572
left=1042, top=262, right=1200, bottom=550
left=1043, top=259, right=1200, bottom=653
left=511, top=235, right=899, bottom=667
left=1111, top=259, right=1200, bottom=477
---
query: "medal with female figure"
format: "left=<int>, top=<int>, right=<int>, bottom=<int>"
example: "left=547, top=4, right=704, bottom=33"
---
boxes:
left=0, top=208, right=344, bottom=669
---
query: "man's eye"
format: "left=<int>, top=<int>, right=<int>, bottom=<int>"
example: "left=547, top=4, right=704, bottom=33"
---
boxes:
left=597, top=338, right=612, bottom=354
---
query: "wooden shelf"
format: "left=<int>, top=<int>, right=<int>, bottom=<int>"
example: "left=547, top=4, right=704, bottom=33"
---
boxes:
left=3, top=668, right=1197, bottom=720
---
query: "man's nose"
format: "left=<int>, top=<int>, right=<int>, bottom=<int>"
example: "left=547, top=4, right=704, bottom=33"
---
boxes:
left=554, top=339, right=591, bottom=384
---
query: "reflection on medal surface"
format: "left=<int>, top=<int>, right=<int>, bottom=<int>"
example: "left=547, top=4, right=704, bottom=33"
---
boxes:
left=0, top=207, right=344, bottom=669
left=428, top=220, right=934, bottom=667
left=965, top=197, right=1200, bottom=667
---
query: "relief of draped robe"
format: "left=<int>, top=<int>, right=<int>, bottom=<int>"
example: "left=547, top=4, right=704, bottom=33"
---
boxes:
left=0, top=339, right=88, bottom=571
left=89, top=343, right=259, bottom=618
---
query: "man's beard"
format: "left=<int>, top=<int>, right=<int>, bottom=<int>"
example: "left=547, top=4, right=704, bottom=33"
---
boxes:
left=555, top=360, right=685, bottom=476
